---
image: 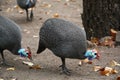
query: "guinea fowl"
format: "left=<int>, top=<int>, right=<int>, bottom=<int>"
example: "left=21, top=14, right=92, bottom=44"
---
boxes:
left=37, top=18, right=100, bottom=75
left=0, top=16, right=32, bottom=66
left=17, top=0, right=37, bottom=21
left=0, top=15, right=21, bottom=66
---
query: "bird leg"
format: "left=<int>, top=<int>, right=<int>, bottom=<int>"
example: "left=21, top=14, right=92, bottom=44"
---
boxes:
left=59, top=58, right=71, bottom=76
left=0, top=52, right=12, bottom=67
left=30, top=9, right=33, bottom=21
left=26, top=9, right=30, bottom=21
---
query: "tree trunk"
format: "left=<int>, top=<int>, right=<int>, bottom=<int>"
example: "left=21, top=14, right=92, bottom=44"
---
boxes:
left=82, top=0, right=120, bottom=40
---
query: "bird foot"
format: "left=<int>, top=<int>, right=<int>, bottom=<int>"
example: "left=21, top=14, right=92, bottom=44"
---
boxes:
left=59, top=65, right=71, bottom=76
left=30, top=14, right=33, bottom=21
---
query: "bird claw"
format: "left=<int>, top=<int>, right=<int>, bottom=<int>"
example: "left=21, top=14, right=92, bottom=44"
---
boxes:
left=59, top=65, right=71, bottom=76
left=62, top=68, right=71, bottom=76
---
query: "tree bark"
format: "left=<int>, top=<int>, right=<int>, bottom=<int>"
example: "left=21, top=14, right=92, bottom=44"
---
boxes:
left=82, top=0, right=120, bottom=40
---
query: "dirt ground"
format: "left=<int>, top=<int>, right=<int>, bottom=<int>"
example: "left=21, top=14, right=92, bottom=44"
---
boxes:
left=0, top=0, right=120, bottom=80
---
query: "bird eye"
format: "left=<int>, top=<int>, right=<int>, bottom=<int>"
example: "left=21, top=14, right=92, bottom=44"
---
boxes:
left=95, top=53, right=97, bottom=55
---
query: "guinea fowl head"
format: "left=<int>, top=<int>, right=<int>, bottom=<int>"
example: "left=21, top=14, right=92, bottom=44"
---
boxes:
left=85, top=49, right=100, bottom=60
left=18, top=47, right=33, bottom=61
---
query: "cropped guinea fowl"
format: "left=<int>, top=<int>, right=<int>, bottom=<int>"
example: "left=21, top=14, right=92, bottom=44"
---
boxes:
left=0, top=15, right=22, bottom=66
left=17, top=0, right=37, bottom=21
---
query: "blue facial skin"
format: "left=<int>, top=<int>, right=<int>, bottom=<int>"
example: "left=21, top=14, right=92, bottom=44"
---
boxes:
left=85, top=50, right=97, bottom=60
left=18, top=48, right=28, bottom=57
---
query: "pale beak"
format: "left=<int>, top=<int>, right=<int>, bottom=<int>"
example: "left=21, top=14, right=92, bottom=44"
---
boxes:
left=96, top=53, right=100, bottom=60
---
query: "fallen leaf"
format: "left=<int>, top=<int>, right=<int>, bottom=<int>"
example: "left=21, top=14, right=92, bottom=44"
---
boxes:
left=82, top=58, right=89, bottom=63
left=99, top=36, right=115, bottom=47
left=29, top=65, right=41, bottom=69
left=117, top=76, right=120, bottom=80
left=109, top=60, right=120, bottom=67
left=111, top=69, right=118, bottom=74
left=19, top=10, right=24, bottom=14
left=6, top=67, right=15, bottom=71
left=110, top=29, right=117, bottom=41
left=100, top=70, right=110, bottom=76
left=33, top=35, right=38, bottom=38
left=6, top=8, right=11, bottom=12
left=53, top=13, right=59, bottom=18
left=23, top=61, right=34, bottom=66
left=94, top=65, right=102, bottom=71
left=99, top=67, right=118, bottom=76
left=90, top=37, right=99, bottom=45
left=41, top=3, right=52, bottom=8
left=14, top=5, right=19, bottom=9
left=78, top=60, right=82, bottom=66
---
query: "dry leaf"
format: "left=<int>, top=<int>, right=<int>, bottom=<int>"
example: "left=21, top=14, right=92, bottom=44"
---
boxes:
left=100, top=70, right=110, bottom=76
left=23, top=61, right=34, bottom=66
left=53, top=13, right=59, bottom=18
left=6, top=67, right=15, bottom=71
left=41, top=3, right=52, bottom=8
left=6, top=8, right=11, bottom=12
left=111, top=69, right=118, bottom=74
left=99, top=36, right=115, bottom=47
left=78, top=58, right=92, bottom=66
left=19, top=10, right=24, bottom=14
left=82, top=58, right=89, bottom=63
left=94, top=65, right=102, bottom=71
left=90, top=37, right=99, bottom=45
left=14, top=5, right=19, bottom=9
left=99, top=67, right=118, bottom=76
left=117, top=76, right=120, bottom=80
left=33, top=35, right=38, bottom=38
left=109, top=60, right=120, bottom=67
left=29, top=65, right=41, bottom=69
left=78, top=60, right=82, bottom=66
left=110, top=29, right=117, bottom=41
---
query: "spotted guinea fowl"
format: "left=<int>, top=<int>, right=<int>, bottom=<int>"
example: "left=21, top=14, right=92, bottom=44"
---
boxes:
left=17, top=0, right=37, bottom=21
left=0, top=16, right=32, bottom=66
left=37, top=18, right=100, bottom=75
left=0, top=15, right=22, bottom=66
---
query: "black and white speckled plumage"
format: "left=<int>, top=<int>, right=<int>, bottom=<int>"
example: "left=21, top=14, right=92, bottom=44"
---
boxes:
left=0, top=16, right=21, bottom=56
left=37, top=18, right=87, bottom=59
